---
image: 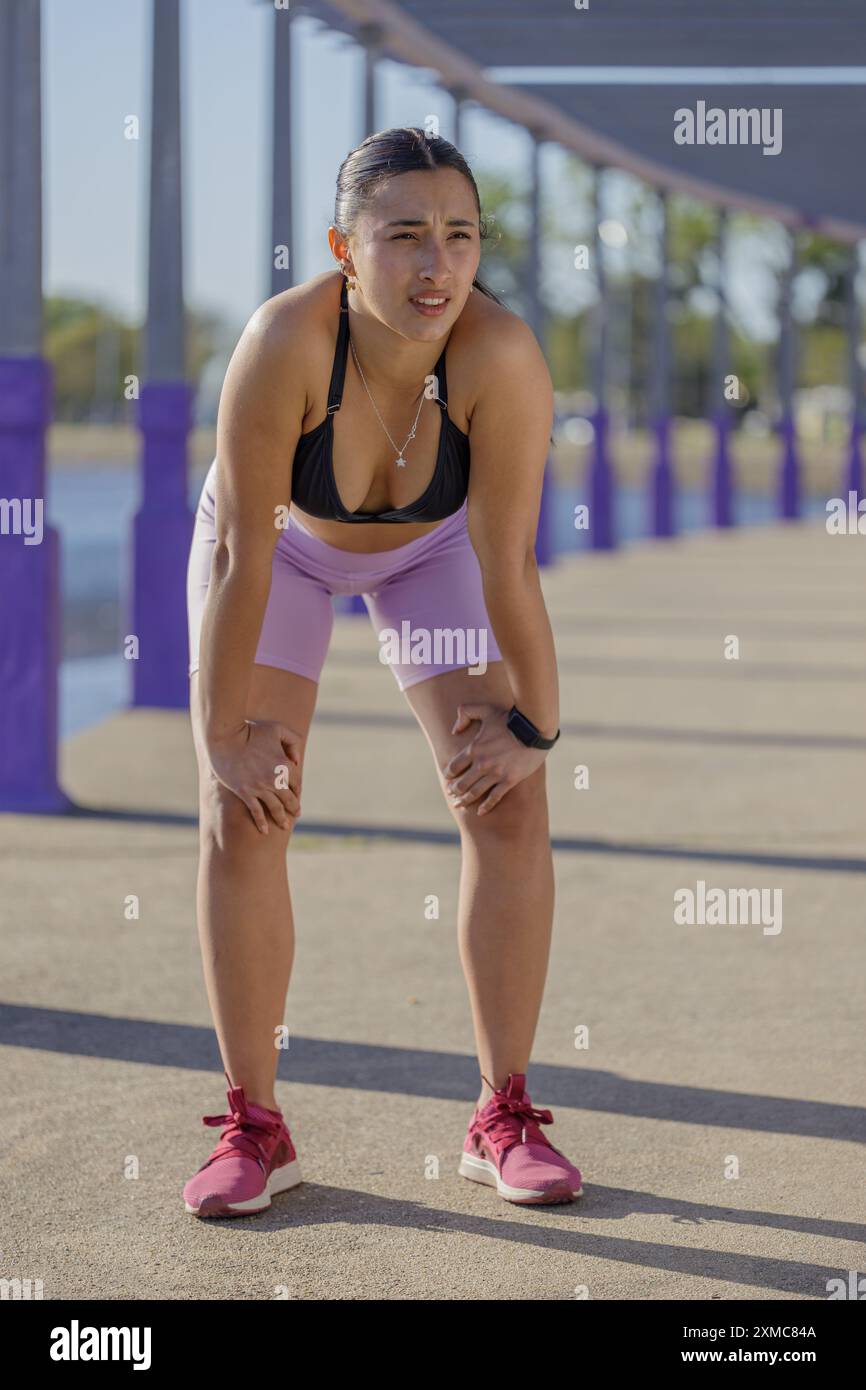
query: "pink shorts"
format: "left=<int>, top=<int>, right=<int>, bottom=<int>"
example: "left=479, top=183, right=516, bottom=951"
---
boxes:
left=186, top=460, right=502, bottom=691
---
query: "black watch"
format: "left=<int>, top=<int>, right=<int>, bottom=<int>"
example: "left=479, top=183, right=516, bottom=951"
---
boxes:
left=506, top=705, right=560, bottom=750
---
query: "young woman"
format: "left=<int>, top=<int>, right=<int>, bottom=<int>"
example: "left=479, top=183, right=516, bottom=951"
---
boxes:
left=182, top=127, right=583, bottom=1217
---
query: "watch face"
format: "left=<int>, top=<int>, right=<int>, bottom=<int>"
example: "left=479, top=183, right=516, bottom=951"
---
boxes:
left=508, top=710, right=536, bottom=745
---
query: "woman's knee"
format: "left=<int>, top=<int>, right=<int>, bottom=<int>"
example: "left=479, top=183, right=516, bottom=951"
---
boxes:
left=199, top=775, right=297, bottom=858
left=453, top=765, right=549, bottom=841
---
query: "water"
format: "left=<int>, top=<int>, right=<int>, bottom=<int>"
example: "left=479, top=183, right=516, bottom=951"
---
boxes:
left=61, top=653, right=132, bottom=737
left=49, top=463, right=829, bottom=738
left=49, top=462, right=211, bottom=608
left=552, top=482, right=828, bottom=555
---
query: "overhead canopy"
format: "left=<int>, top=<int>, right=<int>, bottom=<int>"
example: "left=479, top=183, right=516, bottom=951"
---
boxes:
left=350, top=0, right=866, bottom=70
left=515, top=81, right=865, bottom=236
left=297, top=0, right=866, bottom=241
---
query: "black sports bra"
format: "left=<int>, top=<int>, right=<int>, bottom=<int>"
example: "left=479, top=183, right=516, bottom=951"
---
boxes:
left=290, top=277, right=470, bottom=523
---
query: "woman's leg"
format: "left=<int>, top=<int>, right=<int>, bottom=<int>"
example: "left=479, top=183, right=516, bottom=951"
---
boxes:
left=189, top=663, right=319, bottom=1112
left=404, top=663, right=554, bottom=1113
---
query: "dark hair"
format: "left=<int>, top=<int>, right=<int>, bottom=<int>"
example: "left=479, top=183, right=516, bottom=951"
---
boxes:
left=333, top=126, right=505, bottom=304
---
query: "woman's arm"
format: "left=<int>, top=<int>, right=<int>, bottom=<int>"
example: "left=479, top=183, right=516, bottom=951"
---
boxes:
left=198, top=301, right=307, bottom=748
left=443, top=315, right=559, bottom=815
left=466, top=315, right=558, bottom=736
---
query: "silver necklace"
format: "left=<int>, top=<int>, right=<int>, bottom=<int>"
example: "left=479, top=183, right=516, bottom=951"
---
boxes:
left=349, top=336, right=426, bottom=469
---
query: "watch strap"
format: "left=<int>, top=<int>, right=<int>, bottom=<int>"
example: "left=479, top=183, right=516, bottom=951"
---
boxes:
left=506, top=705, right=560, bottom=750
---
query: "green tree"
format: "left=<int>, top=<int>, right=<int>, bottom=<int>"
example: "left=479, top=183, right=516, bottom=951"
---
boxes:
left=44, top=296, right=225, bottom=422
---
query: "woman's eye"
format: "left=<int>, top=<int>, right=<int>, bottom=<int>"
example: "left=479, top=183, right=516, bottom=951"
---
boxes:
left=391, top=231, right=472, bottom=240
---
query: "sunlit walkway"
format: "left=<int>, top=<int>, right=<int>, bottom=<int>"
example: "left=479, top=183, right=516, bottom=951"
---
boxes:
left=2, top=518, right=863, bottom=1300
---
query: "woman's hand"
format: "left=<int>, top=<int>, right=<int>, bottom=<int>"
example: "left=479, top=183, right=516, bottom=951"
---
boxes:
left=443, top=703, right=548, bottom=816
left=205, top=719, right=303, bottom=834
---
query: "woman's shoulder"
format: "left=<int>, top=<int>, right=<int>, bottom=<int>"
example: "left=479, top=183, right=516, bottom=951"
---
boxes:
left=232, top=272, right=342, bottom=422
left=247, top=270, right=341, bottom=350
left=449, top=288, right=551, bottom=427
left=456, top=285, right=545, bottom=356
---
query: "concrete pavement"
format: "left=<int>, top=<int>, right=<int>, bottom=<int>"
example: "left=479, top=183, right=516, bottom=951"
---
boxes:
left=2, top=517, right=864, bottom=1300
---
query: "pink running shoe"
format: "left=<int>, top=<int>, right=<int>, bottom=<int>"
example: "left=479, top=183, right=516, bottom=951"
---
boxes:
left=183, top=1071, right=302, bottom=1217
left=458, top=1073, right=583, bottom=1205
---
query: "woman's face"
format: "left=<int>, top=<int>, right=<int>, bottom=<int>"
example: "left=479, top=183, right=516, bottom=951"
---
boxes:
left=335, top=166, right=482, bottom=340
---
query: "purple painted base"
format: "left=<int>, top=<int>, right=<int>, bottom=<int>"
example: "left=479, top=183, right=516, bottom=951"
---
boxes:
left=846, top=415, right=863, bottom=499
left=711, top=411, right=735, bottom=527
left=0, top=356, right=70, bottom=812
left=3, top=785, right=76, bottom=814
left=589, top=407, right=616, bottom=549
left=651, top=414, right=676, bottom=538
left=535, top=457, right=556, bottom=567
left=778, top=414, right=800, bottom=519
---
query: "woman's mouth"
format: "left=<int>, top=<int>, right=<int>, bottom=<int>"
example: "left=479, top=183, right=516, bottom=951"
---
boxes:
left=409, top=294, right=450, bottom=317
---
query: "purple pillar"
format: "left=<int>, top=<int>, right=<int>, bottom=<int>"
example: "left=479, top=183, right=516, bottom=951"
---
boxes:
left=778, top=413, right=800, bottom=518
left=534, top=456, right=556, bottom=566
left=712, top=409, right=734, bottom=527
left=0, top=357, right=71, bottom=811
left=845, top=246, right=863, bottom=500
left=590, top=406, right=615, bottom=549
left=846, top=414, right=863, bottom=498
left=589, top=167, right=615, bottom=550
left=345, top=23, right=381, bottom=615
left=776, top=229, right=800, bottom=519
left=269, top=4, right=294, bottom=296
left=650, top=190, right=675, bottom=538
left=652, top=414, right=675, bottom=537
left=709, top=210, right=735, bottom=528
left=131, top=381, right=195, bottom=707
left=134, top=0, right=192, bottom=707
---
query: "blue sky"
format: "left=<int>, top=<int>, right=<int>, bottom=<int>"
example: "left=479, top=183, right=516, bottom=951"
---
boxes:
left=44, top=0, right=822, bottom=359
left=44, top=0, right=535, bottom=339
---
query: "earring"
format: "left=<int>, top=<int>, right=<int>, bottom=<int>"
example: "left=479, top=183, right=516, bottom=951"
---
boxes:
left=341, top=263, right=358, bottom=292
left=469, top=284, right=475, bottom=293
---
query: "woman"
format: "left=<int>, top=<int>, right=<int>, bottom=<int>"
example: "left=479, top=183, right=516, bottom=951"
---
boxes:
left=182, top=127, right=583, bottom=1217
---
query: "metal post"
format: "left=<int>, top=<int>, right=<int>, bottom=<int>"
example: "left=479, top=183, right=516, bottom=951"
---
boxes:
left=590, top=166, right=615, bottom=549
left=777, top=227, right=800, bottom=518
left=132, top=0, right=195, bottom=707
left=359, top=23, right=382, bottom=138
left=710, top=207, right=734, bottom=527
left=452, top=87, right=467, bottom=150
left=526, top=134, right=543, bottom=347
left=651, top=189, right=675, bottom=537
left=526, top=131, right=554, bottom=565
left=270, top=3, right=294, bottom=296
left=0, top=0, right=69, bottom=811
left=345, top=23, right=383, bottom=614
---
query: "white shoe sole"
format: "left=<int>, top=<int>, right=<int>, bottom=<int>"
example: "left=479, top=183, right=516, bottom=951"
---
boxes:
left=458, top=1152, right=583, bottom=1204
left=185, top=1159, right=303, bottom=1216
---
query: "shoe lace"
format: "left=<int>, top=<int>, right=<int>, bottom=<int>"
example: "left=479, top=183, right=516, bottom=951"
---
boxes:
left=200, top=1085, right=284, bottom=1174
left=472, top=1086, right=554, bottom=1153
